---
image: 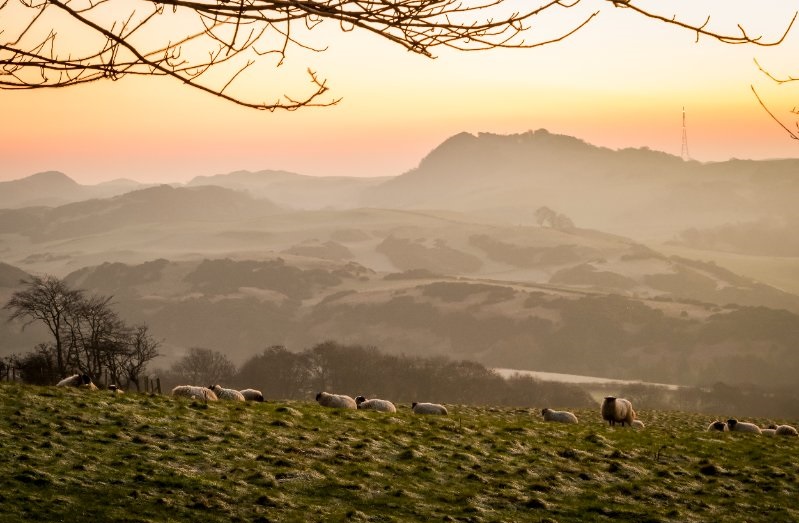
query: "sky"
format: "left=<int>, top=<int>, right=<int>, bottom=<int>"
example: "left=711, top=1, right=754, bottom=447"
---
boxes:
left=2, top=0, right=799, bottom=184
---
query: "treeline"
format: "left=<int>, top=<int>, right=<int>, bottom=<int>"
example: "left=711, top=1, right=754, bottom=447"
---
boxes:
left=159, top=341, right=596, bottom=409
left=3, top=275, right=159, bottom=389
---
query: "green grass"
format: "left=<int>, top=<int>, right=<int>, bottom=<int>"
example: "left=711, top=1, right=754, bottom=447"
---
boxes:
left=1, top=383, right=797, bottom=522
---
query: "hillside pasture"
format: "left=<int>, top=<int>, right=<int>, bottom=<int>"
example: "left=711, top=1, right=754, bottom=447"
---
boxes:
left=1, top=383, right=797, bottom=522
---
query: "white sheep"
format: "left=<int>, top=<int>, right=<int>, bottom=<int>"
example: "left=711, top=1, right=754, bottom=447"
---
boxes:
left=239, top=388, right=264, bottom=402
left=775, top=424, right=798, bottom=437
left=600, top=396, right=636, bottom=427
left=761, top=428, right=777, bottom=436
left=726, top=419, right=762, bottom=434
left=171, top=385, right=218, bottom=402
left=707, top=420, right=728, bottom=432
left=56, top=374, right=98, bottom=390
left=355, top=396, right=397, bottom=413
left=541, top=408, right=578, bottom=424
left=210, top=384, right=246, bottom=401
left=412, top=402, right=448, bottom=415
left=315, top=391, right=357, bottom=409
left=631, top=419, right=645, bottom=430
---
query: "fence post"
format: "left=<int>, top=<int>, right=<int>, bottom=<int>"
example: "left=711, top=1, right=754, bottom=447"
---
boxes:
left=156, top=378, right=161, bottom=395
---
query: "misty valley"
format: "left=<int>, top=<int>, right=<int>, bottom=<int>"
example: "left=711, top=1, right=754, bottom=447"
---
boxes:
left=2, top=129, right=799, bottom=403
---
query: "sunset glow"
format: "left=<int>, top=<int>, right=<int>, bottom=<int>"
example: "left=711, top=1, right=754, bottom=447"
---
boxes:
left=2, top=0, right=799, bottom=184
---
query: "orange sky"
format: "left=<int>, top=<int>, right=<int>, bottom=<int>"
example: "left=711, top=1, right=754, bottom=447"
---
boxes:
left=2, top=0, right=799, bottom=184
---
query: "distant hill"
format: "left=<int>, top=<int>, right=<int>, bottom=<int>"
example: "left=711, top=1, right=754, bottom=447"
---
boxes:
left=0, top=171, right=151, bottom=209
left=0, top=262, right=30, bottom=287
left=0, top=185, right=282, bottom=241
left=363, top=129, right=799, bottom=242
left=187, top=169, right=390, bottom=209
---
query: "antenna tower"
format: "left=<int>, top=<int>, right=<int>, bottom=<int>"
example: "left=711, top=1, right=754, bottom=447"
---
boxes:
left=681, top=106, right=690, bottom=161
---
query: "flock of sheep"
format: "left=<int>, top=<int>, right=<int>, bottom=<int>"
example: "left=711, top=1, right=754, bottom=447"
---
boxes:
left=707, top=418, right=799, bottom=436
left=55, top=376, right=797, bottom=436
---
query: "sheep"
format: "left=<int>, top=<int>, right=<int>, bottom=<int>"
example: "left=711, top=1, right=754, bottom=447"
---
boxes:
left=761, top=428, right=777, bottom=436
left=412, top=402, right=448, bottom=415
left=171, top=385, right=218, bottom=402
left=631, top=419, right=645, bottom=430
left=210, top=384, right=246, bottom=401
left=108, top=384, right=124, bottom=395
left=707, top=421, right=728, bottom=432
left=726, top=419, right=762, bottom=434
left=541, top=408, right=578, bottom=424
left=355, top=396, right=397, bottom=413
left=775, top=424, right=798, bottom=437
left=315, top=391, right=357, bottom=409
left=600, top=396, right=636, bottom=427
left=239, top=389, right=265, bottom=402
left=56, top=374, right=98, bottom=390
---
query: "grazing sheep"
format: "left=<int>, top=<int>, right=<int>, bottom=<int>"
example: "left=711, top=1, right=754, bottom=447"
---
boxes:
left=600, top=396, right=636, bottom=427
left=171, top=385, right=218, bottom=402
left=707, top=421, right=728, bottom=432
left=355, top=396, right=397, bottom=413
left=631, top=419, right=645, bottom=430
left=56, top=374, right=98, bottom=390
left=108, top=384, right=124, bottom=395
left=210, top=384, right=246, bottom=401
left=239, top=389, right=265, bottom=402
left=762, top=428, right=777, bottom=436
left=315, top=391, right=357, bottom=409
left=541, top=408, right=578, bottom=424
left=412, top=402, right=448, bottom=415
left=775, top=425, right=799, bottom=437
left=726, top=419, right=762, bottom=434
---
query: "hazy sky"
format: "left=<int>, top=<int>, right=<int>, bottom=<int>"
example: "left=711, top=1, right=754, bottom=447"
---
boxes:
left=2, top=0, right=799, bottom=184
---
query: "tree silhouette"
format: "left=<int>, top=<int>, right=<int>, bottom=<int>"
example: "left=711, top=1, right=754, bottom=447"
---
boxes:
left=2, top=2, right=796, bottom=128
left=4, top=275, right=84, bottom=376
left=170, top=346, right=236, bottom=385
left=0, top=0, right=598, bottom=110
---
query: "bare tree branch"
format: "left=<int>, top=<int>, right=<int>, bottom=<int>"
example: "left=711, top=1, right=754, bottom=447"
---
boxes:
left=607, top=1, right=796, bottom=46
left=0, top=0, right=597, bottom=110
left=751, top=84, right=799, bottom=141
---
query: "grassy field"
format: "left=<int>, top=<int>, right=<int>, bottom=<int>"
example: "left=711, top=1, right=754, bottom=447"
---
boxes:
left=1, top=383, right=797, bottom=522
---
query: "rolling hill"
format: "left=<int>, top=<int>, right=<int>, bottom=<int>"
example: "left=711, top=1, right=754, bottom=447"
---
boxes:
left=0, top=171, right=149, bottom=208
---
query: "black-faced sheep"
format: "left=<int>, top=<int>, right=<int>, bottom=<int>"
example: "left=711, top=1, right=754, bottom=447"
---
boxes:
left=239, top=389, right=265, bottom=402
left=171, top=385, right=218, bottom=402
left=726, top=419, right=762, bottom=434
left=315, top=391, right=357, bottom=409
left=707, top=421, right=728, bottom=432
left=601, top=396, right=635, bottom=427
left=541, top=408, right=578, bottom=424
left=108, top=384, right=124, bottom=395
left=56, top=374, right=98, bottom=390
left=355, top=396, right=397, bottom=413
left=411, top=402, right=448, bottom=415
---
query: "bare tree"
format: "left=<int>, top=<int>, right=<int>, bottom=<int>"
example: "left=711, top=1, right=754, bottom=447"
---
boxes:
left=63, top=293, right=128, bottom=380
left=0, top=0, right=599, bottom=110
left=170, top=346, right=236, bottom=385
left=117, top=324, right=161, bottom=391
left=3, top=275, right=84, bottom=377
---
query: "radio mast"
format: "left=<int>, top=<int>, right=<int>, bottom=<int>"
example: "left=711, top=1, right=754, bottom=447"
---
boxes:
left=681, top=106, right=691, bottom=161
